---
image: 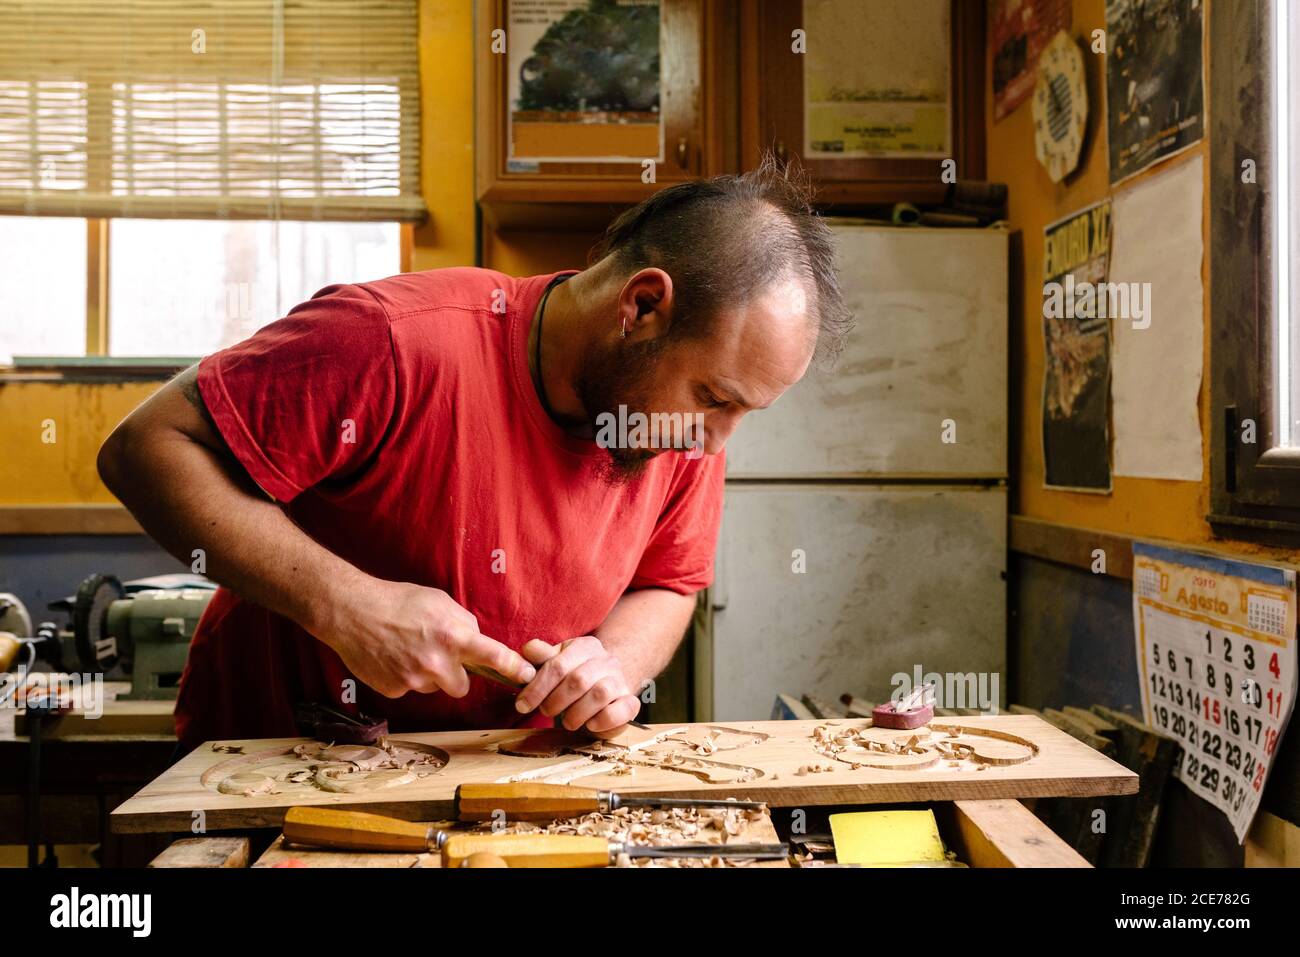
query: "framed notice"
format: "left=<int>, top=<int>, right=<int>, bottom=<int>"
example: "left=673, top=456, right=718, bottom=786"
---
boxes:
left=1133, top=543, right=1297, bottom=843
left=802, top=0, right=951, bottom=159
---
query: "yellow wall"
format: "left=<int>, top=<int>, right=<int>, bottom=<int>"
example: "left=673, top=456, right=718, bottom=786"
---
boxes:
left=991, top=0, right=1283, bottom=560
left=0, top=0, right=477, bottom=509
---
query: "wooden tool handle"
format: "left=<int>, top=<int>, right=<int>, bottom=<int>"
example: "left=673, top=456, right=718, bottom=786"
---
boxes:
left=466, top=663, right=524, bottom=690
left=441, top=833, right=611, bottom=868
left=0, top=632, right=22, bottom=673
left=282, top=806, right=436, bottom=853
left=456, top=782, right=601, bottom=821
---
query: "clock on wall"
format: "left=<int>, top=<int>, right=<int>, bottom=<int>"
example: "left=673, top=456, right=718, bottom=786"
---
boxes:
left=1032, top=30, right=1088, bottom=183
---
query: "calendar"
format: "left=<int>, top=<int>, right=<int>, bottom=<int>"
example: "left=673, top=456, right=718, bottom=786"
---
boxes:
left=1133, top=543, right=1297, bottom=843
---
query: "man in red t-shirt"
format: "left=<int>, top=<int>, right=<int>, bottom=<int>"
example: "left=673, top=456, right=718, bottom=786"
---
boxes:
left=98, top=162, right=851, bottom=751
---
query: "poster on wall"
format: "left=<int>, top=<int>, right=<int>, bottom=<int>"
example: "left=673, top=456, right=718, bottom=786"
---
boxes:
left=803, top=0, right=950, bottom=158
left=1133, top=543, right=1298, bottom=843
left=1041, top=199, right=1113, bottom=492
left=507, top=0, right=663, bottom=165
left=990, top=0, right=1072, bottom=120
left=1105, top=0, right=1205, bottom=184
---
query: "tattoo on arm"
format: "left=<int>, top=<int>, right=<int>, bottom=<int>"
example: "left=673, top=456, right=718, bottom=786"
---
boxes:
left=172, top=363, right=271, bottom=499
left=174, top=364, right=219, bottom=435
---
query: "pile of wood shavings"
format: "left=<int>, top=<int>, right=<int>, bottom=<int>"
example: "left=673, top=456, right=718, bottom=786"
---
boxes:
left=491, top=804, right=769, bottom=868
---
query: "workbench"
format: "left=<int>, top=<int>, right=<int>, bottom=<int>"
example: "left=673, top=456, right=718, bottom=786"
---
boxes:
left=0, top=678, right=177, bottom=866
left=116, top=715, right=1132, bottom=867
left=144, top=799, right=1087, bottom=868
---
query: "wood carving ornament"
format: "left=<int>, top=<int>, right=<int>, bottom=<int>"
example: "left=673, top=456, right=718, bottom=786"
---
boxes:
left=812, top=722, right=1039, bottom=771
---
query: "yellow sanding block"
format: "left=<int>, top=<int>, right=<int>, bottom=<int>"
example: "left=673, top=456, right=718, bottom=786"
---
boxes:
left=829, top=810, right=946, bottom=866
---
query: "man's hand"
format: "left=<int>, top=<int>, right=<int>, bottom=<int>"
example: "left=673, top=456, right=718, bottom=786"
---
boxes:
left=319, top=582, right=536, bottom=699
left=516, top=637, right=641, bottom=733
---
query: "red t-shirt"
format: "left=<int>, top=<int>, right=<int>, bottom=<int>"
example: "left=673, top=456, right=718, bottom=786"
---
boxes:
left=175, top=267, right=724, bottom=750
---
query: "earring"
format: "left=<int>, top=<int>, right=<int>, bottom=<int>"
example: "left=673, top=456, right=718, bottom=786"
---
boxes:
left=620, top=316, right=627, bottom=339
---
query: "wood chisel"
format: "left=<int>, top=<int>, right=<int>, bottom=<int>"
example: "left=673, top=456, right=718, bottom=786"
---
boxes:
left=282, top=806, right=788, bottom=867
left=440, top=832, right=789, bottom=868
left=454, top=782, right=768, bottom=822
left=283, top=806, right=453, bottom=853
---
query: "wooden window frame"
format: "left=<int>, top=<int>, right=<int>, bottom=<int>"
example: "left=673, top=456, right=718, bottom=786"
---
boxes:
left=1209, top=0, right=1300, bottom=542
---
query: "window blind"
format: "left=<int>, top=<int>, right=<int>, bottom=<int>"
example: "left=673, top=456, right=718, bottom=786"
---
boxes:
left=0, top=0, right=424, bottom=221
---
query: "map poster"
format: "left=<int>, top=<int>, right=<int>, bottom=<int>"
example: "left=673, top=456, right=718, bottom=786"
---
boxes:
left=1133, top=543, right=1298, bottom=843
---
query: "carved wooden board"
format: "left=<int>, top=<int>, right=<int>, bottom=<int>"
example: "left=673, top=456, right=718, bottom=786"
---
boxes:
left=111, top=715, right=1138, bottom=834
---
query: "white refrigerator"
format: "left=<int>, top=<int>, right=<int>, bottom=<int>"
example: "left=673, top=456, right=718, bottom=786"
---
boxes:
left=697, top=224, right=1009, bottom=720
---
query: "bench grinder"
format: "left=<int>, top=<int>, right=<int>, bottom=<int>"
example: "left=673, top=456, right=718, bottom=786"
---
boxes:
left=71, top=574, right=216, bottom=700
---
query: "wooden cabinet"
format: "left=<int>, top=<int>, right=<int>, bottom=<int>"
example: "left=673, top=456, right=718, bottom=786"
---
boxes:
left=473, top=0, right=986, bottom=231
left=474, top=0, right=736, bottom=230
left=741, top=0, right=985, bottom=206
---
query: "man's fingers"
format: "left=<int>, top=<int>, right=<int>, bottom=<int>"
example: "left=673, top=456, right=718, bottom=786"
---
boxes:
left=561, top=676, right=628, bottom=731
left=459, top=632, right=537, bottom=685
left=542, top=657, right=608, bottom=719
left=516, top=640, right=593, bottom=714
left=520, top=638, right=560, bottom=666
left=585, top=696, right=643, bottom=735
left=430, top=659, right=470, bottom=698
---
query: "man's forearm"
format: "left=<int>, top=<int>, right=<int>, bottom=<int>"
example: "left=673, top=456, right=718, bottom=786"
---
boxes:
left=594, top=587, right=697, bottom=693
left=99, top=387, right=366, bottom=637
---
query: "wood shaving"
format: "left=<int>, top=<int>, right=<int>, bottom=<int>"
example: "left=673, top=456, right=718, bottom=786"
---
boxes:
left=486, top=805, right=777, bottom=868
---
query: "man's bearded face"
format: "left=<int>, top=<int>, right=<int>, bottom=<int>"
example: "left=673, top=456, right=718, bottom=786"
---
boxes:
left=574, top=335, right=675, bottom=484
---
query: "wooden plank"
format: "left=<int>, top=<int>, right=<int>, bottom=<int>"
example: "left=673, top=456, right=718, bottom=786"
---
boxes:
left=254, top=808, right=787, bottom=869
left=17, top=701, right=174, bottom=737
left=1092, top=706, right=1177, bottom=868
left=770, top=694, right=815, bottom=720
left=0, top=505, right=142, bottom=535
left=944, top=799, right=1091, bottom=869
left=839, top=695, right=876, bottom=718
left=1009, top=515, right=1134, bottom=580
left=1041, top=709, right=1114, bottom=755
left=150, top=837, right=249, bottom=868
left=111, top=716, right=1139, bottom=834
left=1063, top=706, right=1120, bottom=739
left=800, top=694, right=846, bottom=719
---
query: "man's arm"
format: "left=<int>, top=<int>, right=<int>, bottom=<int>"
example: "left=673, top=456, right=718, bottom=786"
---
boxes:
left=515, top=587, right=696, bottom=732
left=97, top=365, right=535, bottom=698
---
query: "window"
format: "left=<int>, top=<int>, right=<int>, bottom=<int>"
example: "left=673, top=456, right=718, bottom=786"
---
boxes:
left=1210, top=0, right=1300, bottom=537
left=1274, top=0, right=1299, bottom=447
left=108, top=220, right=401, bottom=358
left=0, top=1, right=422, bottom=366
left=0, top=217, right=86, bottom=362
left=0, top=218, right=401, bottom=364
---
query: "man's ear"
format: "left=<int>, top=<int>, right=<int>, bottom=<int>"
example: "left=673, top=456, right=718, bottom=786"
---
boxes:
left=619, top=268, right=675, bottom=341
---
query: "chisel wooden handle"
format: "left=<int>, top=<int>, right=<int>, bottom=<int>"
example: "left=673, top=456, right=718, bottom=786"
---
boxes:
left=441, top=833, right=611, bottom=868
left=456, top=782, right=603, bottom=821
left=282, top=806, right=440, bottom=853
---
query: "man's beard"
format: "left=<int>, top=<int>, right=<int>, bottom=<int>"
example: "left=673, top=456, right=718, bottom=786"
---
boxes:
left=574, top=336, right=670, bottom=485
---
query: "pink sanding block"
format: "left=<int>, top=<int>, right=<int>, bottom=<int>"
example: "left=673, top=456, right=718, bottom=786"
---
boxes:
left=871, top=701, right=935, bottom=730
